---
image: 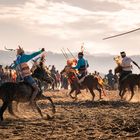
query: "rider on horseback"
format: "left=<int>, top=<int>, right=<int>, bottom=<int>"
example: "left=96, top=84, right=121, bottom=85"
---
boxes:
left=72, top=52, right=89, bottom=94
left=73, top=52, right=89, bottom=79
left=119, top=51, right=140, bottom=83
left=13, top=45, right=45, bottom=105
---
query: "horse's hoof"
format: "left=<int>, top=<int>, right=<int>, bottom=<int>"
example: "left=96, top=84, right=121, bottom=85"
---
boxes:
left=46, top=114, right=54, bottom=120
left=98, top=98, right=103, bottom=101
left=70, top=95, right=75, bottom=99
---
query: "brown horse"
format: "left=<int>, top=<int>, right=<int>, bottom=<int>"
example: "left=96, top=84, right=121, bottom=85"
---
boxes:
left=0, top=65, right=55, bottom=121
left=61, top=66, right=104, bottom=101
left=114, top=65, right=122, bottom=75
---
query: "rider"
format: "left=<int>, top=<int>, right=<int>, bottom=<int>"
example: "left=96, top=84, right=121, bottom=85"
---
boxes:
left=72, top=51, right=89, bottom=94
left=13, top=45, right=45, bottom=105
left=119, top=51, right=140, bottom=83
left=73, top=52, right=89, bottom=79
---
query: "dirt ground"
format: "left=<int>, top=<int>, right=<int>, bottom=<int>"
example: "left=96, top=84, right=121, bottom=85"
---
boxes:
left=0, top=89, right=140, bottom=140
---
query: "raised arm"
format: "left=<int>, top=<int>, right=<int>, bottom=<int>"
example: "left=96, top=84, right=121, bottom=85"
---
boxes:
left=132, top=60, right=140, bottom=69
left=23, top=48, right=45, bottom=62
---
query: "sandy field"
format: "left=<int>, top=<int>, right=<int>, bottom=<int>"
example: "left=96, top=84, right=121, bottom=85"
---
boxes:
left=0, top=89, right=140, bottom=140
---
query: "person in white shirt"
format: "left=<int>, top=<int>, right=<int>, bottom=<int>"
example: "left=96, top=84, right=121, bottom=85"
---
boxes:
left=119, top=51, right=140, bottom=83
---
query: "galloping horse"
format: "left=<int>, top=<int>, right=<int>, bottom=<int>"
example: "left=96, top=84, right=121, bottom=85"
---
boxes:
left=114, top=59, right=140, bottom=101
left=0, top=64, right=55, bottom=121
left=118, top=73, right=140, bottom=101
left=61, top=66, right=104, bottom=101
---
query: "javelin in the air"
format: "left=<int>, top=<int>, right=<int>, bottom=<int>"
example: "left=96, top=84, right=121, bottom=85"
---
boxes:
left=103, top=27, right=140, bottom=40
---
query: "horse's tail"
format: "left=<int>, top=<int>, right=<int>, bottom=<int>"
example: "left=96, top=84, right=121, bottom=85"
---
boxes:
left=95, top=78, right=107, bottom=96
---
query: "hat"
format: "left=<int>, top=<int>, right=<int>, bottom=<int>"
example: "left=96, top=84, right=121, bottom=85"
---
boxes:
left=78, top=52, right=84, bottom=56
left=120, top=51, right=126, bottom=56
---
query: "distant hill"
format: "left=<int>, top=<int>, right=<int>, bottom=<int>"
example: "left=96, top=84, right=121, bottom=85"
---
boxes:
left=0, top=50, right=140, bottom=75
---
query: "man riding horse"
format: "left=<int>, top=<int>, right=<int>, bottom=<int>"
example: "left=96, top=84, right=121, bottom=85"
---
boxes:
left=119, top=51, right=140, bottom=84
left=72, top=51, right=89, bottom=94
left=12, top=45, right=45, bottom=105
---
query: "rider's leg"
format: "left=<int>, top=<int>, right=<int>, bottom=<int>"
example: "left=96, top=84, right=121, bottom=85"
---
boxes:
left=24, top=76, right=39, bottom=104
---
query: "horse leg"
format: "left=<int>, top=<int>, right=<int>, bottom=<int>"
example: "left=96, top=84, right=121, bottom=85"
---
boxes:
left=128, top=86, right=135, bottom=101
left=119, top=85, right=123, bottom=97
left=96, top=87, right=102, bottom=100
left=8, top=102, right=19, bottom=118
left=69, top=88, right=76, bottom=99
left=89, top=89, right=95, bottom=101
left=119, top=89, right=122, bottom=97
left=0, top=101, right=9, bottom=121
left=32, top=101, right=43, bottom=118
left=120, top=89, right=126, bottom=100
left=44, top=96, right=55, bottom=114
left=14, top=102, right=20, bottom=112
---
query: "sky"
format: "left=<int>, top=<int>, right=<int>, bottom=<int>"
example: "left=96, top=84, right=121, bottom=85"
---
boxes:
left=0, top=0, right=140, bottom=55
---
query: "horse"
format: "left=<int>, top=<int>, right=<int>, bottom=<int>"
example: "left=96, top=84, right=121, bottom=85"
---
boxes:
left=31, top=60, right=55, bottom=91
left=114, top=64, right=140, bottom=101
left=61, top=66, right=104, bottom=101
left=0, top=64, right=55, bottom=121
left=119, top=74, right=140, bottom=101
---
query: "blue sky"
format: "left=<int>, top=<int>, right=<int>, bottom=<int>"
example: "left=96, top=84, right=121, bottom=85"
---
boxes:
left=0, top=0, right=140, bottom=55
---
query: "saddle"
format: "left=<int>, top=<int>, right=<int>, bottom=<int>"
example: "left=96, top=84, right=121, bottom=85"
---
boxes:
left=78, top=75, right=87, bottom=84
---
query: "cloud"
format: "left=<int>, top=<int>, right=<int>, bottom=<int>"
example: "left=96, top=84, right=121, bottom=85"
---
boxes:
left=0, top=0, right=140, bottom=55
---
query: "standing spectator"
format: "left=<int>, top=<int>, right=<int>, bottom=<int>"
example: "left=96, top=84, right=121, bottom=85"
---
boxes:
left=106, top=69, right=115, bottom=90
left=50, top=65, right=56, bottom=74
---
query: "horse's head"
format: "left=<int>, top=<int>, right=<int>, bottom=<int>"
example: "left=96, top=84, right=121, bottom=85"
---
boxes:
left=114, top=65, right=122, bottom=75
left=32, top=65, right=49, bottom=82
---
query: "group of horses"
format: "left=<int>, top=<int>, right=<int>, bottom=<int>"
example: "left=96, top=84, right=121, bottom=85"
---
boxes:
left=0, top=61, right=140, bottom=121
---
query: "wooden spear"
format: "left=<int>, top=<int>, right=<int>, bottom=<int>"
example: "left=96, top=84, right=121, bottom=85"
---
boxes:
left=103, top=27, right=140, bottom=40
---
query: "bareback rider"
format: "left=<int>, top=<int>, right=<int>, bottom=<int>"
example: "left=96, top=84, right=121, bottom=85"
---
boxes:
left=13, top=46, right=45, bottom=104
left=72, top=52, right=89, bottom=94
left=119, top=51, right=140, bottom=83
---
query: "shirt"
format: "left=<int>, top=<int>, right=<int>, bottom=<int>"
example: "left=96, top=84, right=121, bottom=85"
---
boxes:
left=121, top=56, right=132, bottom=71
left=73, top=58, right=88, bottom=70
left=13, top=50, right=42, bottom=68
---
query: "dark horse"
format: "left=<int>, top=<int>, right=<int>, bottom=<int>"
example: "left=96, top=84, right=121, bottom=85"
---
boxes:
left=0, top=65, right=55, bottom=121
left=115, top=65, right=140, bottom=101
left=119, top=74, right=140, bottom=101
left=61, top=66, right=104, bottom=101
